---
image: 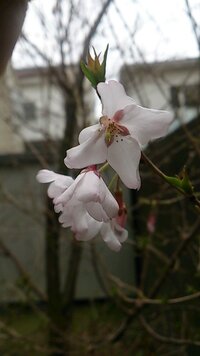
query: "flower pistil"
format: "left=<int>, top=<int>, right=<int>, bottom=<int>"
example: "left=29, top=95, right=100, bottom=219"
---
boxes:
left=100, top=113, right=130, bottom=146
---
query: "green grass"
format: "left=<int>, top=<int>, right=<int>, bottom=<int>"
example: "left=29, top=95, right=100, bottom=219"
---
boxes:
left=0, top=302, right=165, bottom=355
left=0, top=302, right=131, bottom=355
left=0, top=305, right=48, bottom=355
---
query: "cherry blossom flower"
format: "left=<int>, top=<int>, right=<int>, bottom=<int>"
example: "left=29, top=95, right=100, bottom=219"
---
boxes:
left=36, top=169, right=126, bottom=251
left=100, top=219, right=128, bottom=251
left=36, top=169, right=73, bottom=212
left=54, top=166, right=119, bottom=222
left=37, top=168, right=118, bottom=221
left=64, top=80, right=173, bottom=189
left=59, top=202, right=128, bottom=252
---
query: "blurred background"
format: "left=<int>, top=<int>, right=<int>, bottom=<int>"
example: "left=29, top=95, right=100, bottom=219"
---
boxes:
left=0, top=0, right=200, bottom=354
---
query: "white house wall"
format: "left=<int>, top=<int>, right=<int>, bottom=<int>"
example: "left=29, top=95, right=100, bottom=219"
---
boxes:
left=0, top=66, right=24, bottom=154
left=14, top=73, right=66, bottom=142
left=122, top=61, right=199, bottom=121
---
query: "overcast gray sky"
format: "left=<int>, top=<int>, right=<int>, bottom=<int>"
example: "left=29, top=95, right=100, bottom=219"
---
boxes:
left=13, top=0, right=200, bottom=77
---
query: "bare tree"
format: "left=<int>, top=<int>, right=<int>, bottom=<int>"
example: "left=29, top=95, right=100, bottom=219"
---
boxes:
left=0, top=0, right=200, bottom=355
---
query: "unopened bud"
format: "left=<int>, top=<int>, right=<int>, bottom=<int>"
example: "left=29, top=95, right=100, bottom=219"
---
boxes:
left=115, top=191, right=127, bottom=228
left=80, top=45, right=109, bottom=89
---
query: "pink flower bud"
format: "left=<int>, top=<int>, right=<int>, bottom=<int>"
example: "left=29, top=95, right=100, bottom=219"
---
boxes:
left=147, top=212, right=157, bottom=234
left=115, top=191, right=127, bottom=228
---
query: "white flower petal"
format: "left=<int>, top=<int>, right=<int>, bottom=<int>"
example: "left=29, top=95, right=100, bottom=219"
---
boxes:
left=36, top=169, right=59, bottom=183
left=59, top=212, right=72, bottom=227
left=100, top=223, right=122, bottom=252
left=54, top=203, right=63, bottom=213
left=97, top=80, right=135, bottom=118
left=48, top=182, right=63, bottom=199
left=108, top=136, right=141, bottom=189
left=54, top=174, right=83, bottom=205
left=59, top=200, right=87, bottom=231
left=37, top=170, right=73, bottom=190
left=64, top=131, right=107, bottom=169
left=75, top=215, right=102, bottom=241
left=79, top=124, right=100, bottom=144
left=59, top=198, right=80, bottom=227
left=54, top=175, right=74, bottom=189
left=101, top=181, right=119, bottom=218
left=122, top=104, right=173, bottom=146
left=72, top=206, right=91, bottom=235
left=113, top=222, right=128, bottom=242
left=75, top=171, right=106, bottom=203
left=85, top=201, right=110, bottom=222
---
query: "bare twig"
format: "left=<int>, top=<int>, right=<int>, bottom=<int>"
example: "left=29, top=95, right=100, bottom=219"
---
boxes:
left=0, top=239, right=47, bottom=301
left=140, top=315, right=200, bottom=347
left=185, top=0, right=200, bottom=51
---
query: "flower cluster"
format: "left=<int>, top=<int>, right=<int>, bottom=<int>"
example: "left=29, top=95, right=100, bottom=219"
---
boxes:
left=37, top=79, right=173, bottom=251
left=37, top=167, right=127, bottom=251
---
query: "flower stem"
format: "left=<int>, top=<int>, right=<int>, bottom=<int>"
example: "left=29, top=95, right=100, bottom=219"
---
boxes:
left=98, top=162, right=109, bottom=173
left=141, top=151, right=200, bottom=211
left=108, top=173, right=118, bottom=190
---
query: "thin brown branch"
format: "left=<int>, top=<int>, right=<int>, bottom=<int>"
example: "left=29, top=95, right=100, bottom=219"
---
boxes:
left=81, top=0, right=113, bottom=61
left=115, top=290, right=200, bottom=307
left=185, top=0, right=200, bottom=52
left=21, top=33, right=72, bottom=95
left=0, top=239, right=47, bottom=301
left=140, top=315, right=200, bottom=347
left=89, top=218, right=200, bottom=349
left=150, top=218, right=200, bottom=297
left=141, top=151, right=200, bottom=211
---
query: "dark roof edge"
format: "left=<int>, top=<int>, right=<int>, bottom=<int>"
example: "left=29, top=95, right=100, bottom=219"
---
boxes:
left=121, top=57, right=199, bottom=73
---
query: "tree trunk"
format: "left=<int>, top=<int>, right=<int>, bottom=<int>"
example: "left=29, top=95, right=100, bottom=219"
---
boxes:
left=45, top=197, right=64, bottom=354
left=0, top=0, right=28, bottom=76
left=45, top=86, right=83, bottom=355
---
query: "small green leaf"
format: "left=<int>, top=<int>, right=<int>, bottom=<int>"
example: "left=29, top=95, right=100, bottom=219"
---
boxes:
left=80, top=61, right=97, bottom=88
left=165, top=175, right=184, bottom=193
left=165, top=166, right=194, bottom=195
left=100, top=43, right=109, bottom=78
left=180, top=167, right=194, bottom=195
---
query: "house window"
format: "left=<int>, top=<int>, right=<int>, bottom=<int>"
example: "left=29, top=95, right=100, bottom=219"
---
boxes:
left=23, top=102, right=36, bottom=120
left=170, top=84, right=200, bottom=108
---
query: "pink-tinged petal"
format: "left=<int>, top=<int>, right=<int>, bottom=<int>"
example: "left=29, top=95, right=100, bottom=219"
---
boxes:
left=72, top=206, right=91, bottom=235
left=108, top=136, right=141, bottom=189
left=54, top=176, right=74, bottom=189
left=58, top=198, right=80, bottom=226
left=59, top=201, right=88, bottom=231
left=101, top=180, right=119, bottom=219
left=64, top=131, right=107, bottom=169
left=36, top=169, right=59, bottom=183
left=122, top=105, right=173, bottom=146
left=47, top=177, right=73, bottom=199
left=54, top=203, right=63, bottom=213
left=75, top=215, right=102, bottom=241
left=79, top=123, right=100, bottom=144
left=48, top=182, right=63, bottom=199
left=37, top=169, right=73, bottom=188
left=54, top=174, right=83, bottom=205
left=112, top=110, right=124, bottom=122
left=97, top=80, right=135, bottom=118
left=75, top=171, right=106, bottom=203
left=85, top=201, right=110, bottom=222
left=113, top=222, right=128, bottom=242
left=100, top=223, right=122, bottom=252
left=59, top=212, right=72, bottom=227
